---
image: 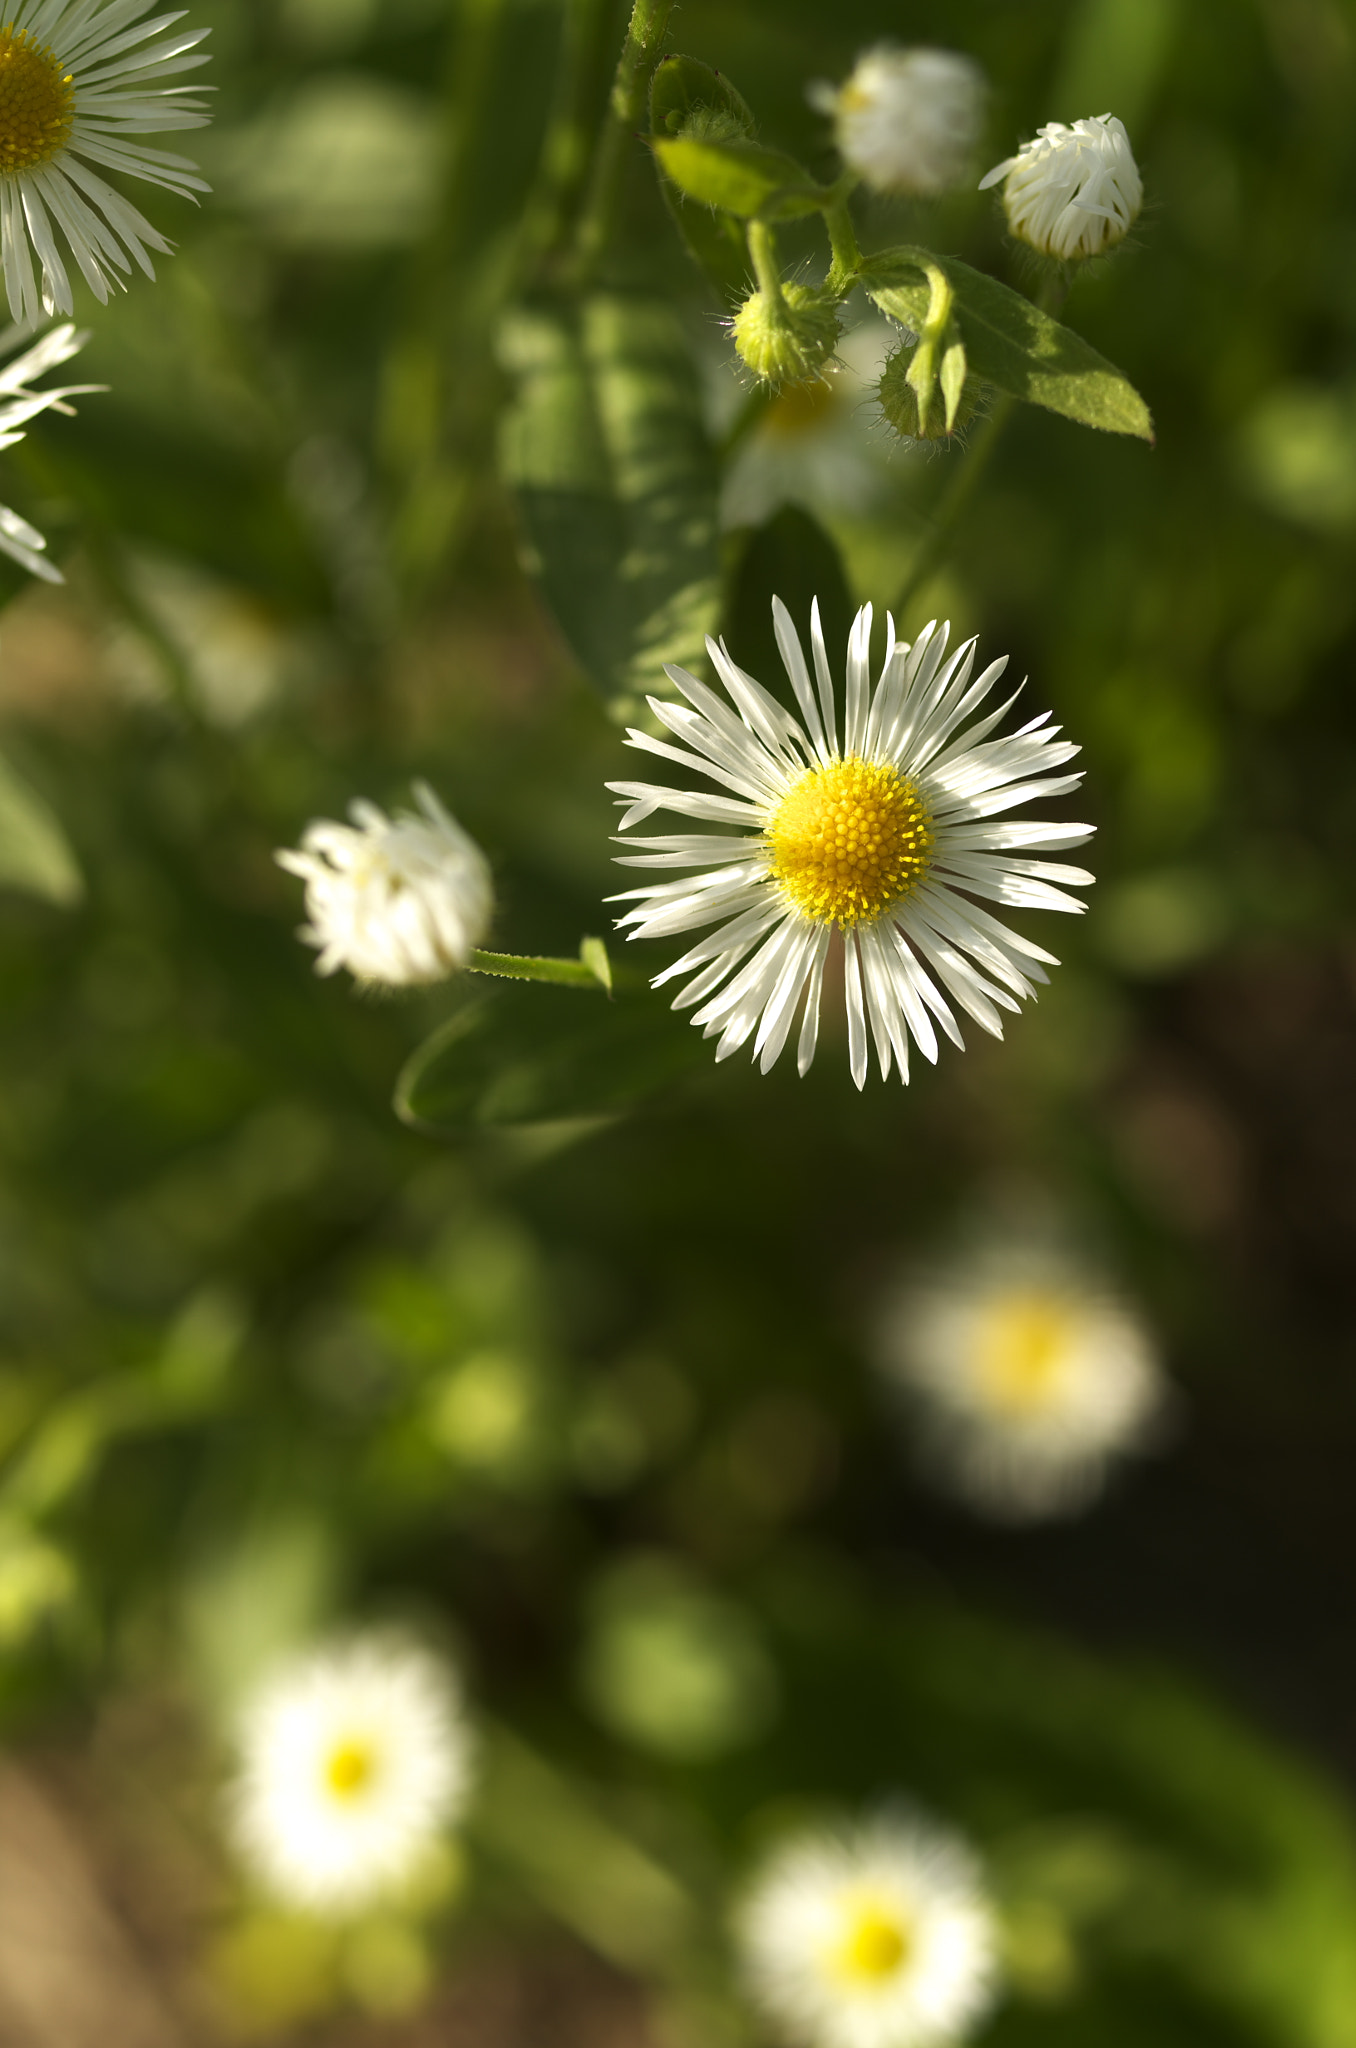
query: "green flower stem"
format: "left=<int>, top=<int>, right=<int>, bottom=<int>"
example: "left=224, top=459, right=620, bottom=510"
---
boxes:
left=467, top=945, right=612, bottom=990
left=746, top=218, right=785, bottom=304
left=824, top=185, right=862, bottom=294
left=572, top=0, right=674, bottom=279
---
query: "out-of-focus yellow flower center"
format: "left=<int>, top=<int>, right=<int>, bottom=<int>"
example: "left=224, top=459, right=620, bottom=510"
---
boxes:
left=325, top=1738, right=375, bottom=1799
left=975, top=1290, right=1073, bottom=1412
left=0, top=28, right=75, bottom=174
left=768, top=756, right=932, bottom=928
left=763, top=376, right=838, bottom=441
left=833, top=1900, right=913, bottom=1984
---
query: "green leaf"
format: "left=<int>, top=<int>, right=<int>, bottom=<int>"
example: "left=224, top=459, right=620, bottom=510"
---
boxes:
left=394, top=977, right=708, bottom=1135
left=653, top=136, right=825, bottom=222
left=467, top=939, right=613, bottom=989
left=0, top=750, right=82, bottom=906
left=499, top=295, right=721, bottom=720
left=865, top=251, right=1154, bottom=441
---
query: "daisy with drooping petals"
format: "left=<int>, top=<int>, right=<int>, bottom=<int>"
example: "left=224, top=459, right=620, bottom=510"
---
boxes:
left=875, top=1233, right=1169, bottom=1522
left=739, top=1809, right=998, bottom=2048
left=276, top=782, right=493, bottom=989
left=979, top=115, right=1141, bottom=262
left=232, top=1637, right=473, bottom=1913
left=608, top=599, right=1093, bottom=1089
left=0, top=0, right=212, bottom=325
left=0, top=317, right=100, bottom=577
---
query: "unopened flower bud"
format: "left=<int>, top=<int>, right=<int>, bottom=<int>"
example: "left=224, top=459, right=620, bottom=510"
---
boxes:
left=810, top=45, right=985, bottom=197
left=878, top=345, right=981, bottom=442
left=732, top=283, right=840, bottom=388
left=980, top=114, right=1142, bottom=261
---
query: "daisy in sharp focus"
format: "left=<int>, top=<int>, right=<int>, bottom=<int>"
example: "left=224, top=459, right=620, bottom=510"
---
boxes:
left=608, top=599, right=1093, bottom=1089
left=0, top=0, right=212, bottom=325
left=739, top=1809, right=998, bottom=2048
left=0, top=317, right=100, bottom=577
left=276, top=782, right=494, bottom=990
left=231, top=1637, right=473, bottom=1913
left=876, top=1234, right=1169, bottom=1521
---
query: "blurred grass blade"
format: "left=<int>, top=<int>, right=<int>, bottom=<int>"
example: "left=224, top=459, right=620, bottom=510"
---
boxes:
left=865, top=252, right=1154, bottom=441
left=395, top=976, right=707, bottom=1134
left=499, top=294, right=721, bottom=720
left=0, top=751, right=82, bottom=906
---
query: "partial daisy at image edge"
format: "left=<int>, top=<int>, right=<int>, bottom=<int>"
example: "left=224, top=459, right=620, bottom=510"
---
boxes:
left=607, top=595, right=1094, bottom=1088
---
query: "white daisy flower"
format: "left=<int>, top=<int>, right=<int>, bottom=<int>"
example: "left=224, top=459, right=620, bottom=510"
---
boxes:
left=608, top=599, right=1093, bottom=1089
left=0, top=317, right=100, bottom=578
left=739, top=1809, right=998, bottom=2048
left=979, top=115, right=1142, bottom=262
left=877, top=1236, right=1168, bottom=1521
left=231, top=1637, right=473, bottom=1912
left=810, top=47, right=985, bottom=198
left=276, top=781, right=493, bottom=989
left=0, top=0, right=212, bottom=325
left=722, top=319, right=899, bottom=532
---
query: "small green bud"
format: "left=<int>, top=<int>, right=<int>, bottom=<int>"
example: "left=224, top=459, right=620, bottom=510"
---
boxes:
left=879, top=344, right=982, bottom=441
left=732, top=283, right=841, bottom=388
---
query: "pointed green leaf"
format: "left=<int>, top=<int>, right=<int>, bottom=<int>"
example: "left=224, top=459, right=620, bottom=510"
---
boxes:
left=940, top=331, right=968, bottom=432
left=499, top=295, right=721, bottom=721
left=653, top=136, right=825, bottom=222
left=394, top=978, right=707, bottom=1135
left=0, top=750, right=82, bottom=906
left=865, top=252, right=1153, bottom=441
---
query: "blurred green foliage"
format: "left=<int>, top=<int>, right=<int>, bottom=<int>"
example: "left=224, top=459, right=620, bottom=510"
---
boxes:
left=1, top=0, right=1356, bottom=2041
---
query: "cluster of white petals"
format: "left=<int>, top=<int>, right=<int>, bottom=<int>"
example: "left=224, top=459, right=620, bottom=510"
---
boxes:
left=739, top=1809, right=998, bottom=2048
left=277, top=782, right=493, bottom=989
left=980, top=114, right=1142, bottom=260
left=876, top=1236, right=1168, bottom=1521
left=231, top=1637, right=473, bottom=1912
left=811, top=45, right=984, bottom=197
left=609, top=598, right=1093, bottom=1090
left=0, top=319, right=99, bottom=577
left=0, top=0, right=213, bottom=324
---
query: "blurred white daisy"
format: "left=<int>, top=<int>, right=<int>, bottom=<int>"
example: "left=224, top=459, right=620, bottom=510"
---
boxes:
left=877, top=1237, right=1168, bottom=1520
left=810, top=46, right=985, bottom=198
left=739, top=1809, right=998, bottom=2048
left=277, top=782, right=493, bottom=989
left=0, top=0, right=212, bottom=325
left=0, top=317, right=99, bottom=578
left=232, top=1636, right=473, bottom=1912
left=608, top=599, right=1092, bottom=1089
left=979, top=115, right=1141, bottom=262
left=723, top=320, right=899, bottom=531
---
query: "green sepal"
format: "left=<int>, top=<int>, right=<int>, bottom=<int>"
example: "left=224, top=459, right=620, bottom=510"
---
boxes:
left=865, top=250, right=1154, bottom=442
left=499, top=295, right=721, bottom=722
left=394, top=977, right=707, bottom=1136
left=940, top=329, right=969, bottom=432
left=653, top=135, right=826, bottom=222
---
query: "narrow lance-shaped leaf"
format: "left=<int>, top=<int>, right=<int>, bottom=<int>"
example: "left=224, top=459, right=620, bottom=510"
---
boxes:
left=499, top=294, right=721, bottom=721
left=865, top=251, right=1153, bottom=442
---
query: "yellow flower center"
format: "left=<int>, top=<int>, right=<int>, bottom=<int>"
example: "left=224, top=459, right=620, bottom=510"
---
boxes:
left=763, top=376, right=837, bottom=441
left=833, top=1901, right=913, bottom=1984
left=975, top=1290, right=1073, bottom=1412
left=0, top=27, right=75, bottom=175
left=324, top=1738, right=375, bottom=1799
left=768, top=756, right=932, bottom=928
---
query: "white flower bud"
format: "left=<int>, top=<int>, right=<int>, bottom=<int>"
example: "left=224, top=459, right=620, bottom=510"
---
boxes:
left=277, top=782, right=492, bottom=988
left=810, top=45, right=985, bottom=197
left=980, top=114, right=1143, bottom=261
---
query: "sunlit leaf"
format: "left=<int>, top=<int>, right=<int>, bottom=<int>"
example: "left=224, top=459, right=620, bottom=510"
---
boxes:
left=652, top=136, right=826, bottom=222
left=0, top=749, right=82, bottom=906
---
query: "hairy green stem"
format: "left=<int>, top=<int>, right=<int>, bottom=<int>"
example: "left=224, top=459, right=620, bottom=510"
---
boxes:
left=824, top=187, right=862, bottom=294
left=746, top=217, right=785, bottom=303
left=468, top=946, right=611, bottom=990
left=572, top=0, right=674, bottom=279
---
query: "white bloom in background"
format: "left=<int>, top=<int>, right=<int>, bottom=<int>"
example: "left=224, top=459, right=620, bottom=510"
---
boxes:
left=277, top=782, right=493, bottom=988
left=980, top=115, right=1142, bottom=261
left=723, top=320, right=899, bottom=532
left=232, top=1637, right=473, bottom=1912
left=810, top=47, right=984, bottom=197
left=609, top=600, right=1092, bottom=1089
left=0, top=0, right=212, bottom=324
left=739, top=1810, right=998, bottom=2048
left=877, top=1239, right=1168, bottom=1520
left=0, top=318, right=99, bottom=579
